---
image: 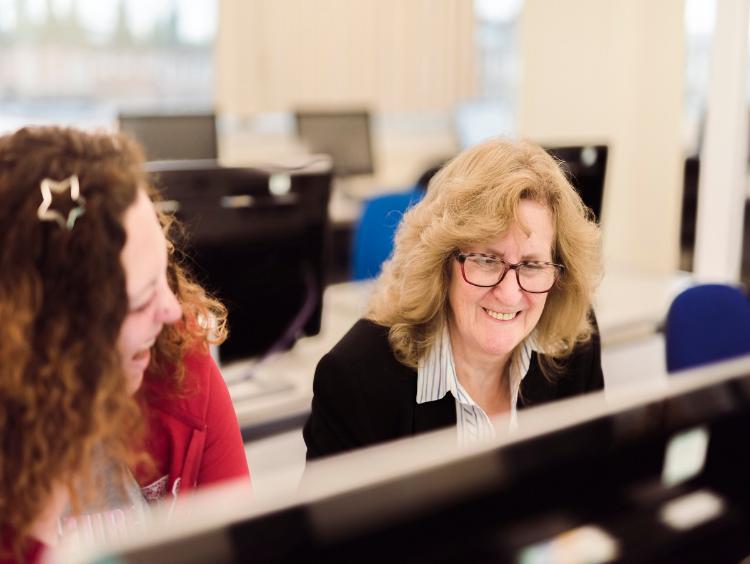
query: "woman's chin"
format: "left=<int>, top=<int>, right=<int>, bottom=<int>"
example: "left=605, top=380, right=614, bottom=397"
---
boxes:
left=125, top=368, right=145, bottom=395
left=124, top=349, right=151, bottom=393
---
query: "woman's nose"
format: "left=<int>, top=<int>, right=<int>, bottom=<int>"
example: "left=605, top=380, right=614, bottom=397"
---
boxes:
left=492, top=269, right=524, bottom=301
left=156, top=286, right=182, bottom=324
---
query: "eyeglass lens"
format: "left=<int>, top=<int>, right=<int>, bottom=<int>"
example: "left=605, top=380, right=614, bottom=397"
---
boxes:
left=462, top=255, right=557, bottom=292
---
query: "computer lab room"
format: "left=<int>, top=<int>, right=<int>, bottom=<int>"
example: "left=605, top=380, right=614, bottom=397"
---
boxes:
left=2, top=0, right=750, bottom=562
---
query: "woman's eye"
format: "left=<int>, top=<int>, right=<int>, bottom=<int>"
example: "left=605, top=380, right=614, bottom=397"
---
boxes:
left=131, top=294, right=156, bottom=313
left=473, top=256, right=500, bottom=268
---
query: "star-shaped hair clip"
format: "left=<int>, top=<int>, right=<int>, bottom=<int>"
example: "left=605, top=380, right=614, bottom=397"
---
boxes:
left=37, top=174, right=87, bottom=230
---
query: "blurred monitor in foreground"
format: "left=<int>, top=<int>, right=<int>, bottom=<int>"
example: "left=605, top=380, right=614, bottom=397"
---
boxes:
left=147, top=160, right=332, bottom=364
left=295, top=110, right=374, bottom=177
left=51, top=354, right=750, bottom=563
left=118, top=112, right=218, bottom=161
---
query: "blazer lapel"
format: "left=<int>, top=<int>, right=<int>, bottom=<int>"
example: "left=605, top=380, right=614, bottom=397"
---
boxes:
left=413, top=394, right=456, bottom=434
left=518, top=352, right=557, bottom=409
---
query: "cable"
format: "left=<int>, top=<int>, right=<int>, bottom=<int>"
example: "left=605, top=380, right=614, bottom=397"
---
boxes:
left=238, top=263, right=318, bottom=382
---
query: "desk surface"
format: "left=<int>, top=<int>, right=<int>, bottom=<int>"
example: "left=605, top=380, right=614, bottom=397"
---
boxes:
left=225, top=268, right=694, bottom=435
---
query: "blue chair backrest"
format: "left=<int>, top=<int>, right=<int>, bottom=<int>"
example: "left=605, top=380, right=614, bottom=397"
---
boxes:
left=665, top=283, right=750, bottom=373
left=352, top=188, right=424, bottom=280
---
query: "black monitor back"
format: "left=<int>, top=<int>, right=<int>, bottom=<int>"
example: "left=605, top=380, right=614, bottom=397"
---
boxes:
left=91, top=358, right=750, bottom=563
left=680, top=156, right=700, bottom=271
left=295, top=110, right=374, bottom=177
left=147, top=161, right=332, bottom=363
left=545, top=145, right=608, bottom=223
left=224, top=374, right=750, bottom=563
left=119, top=113, right=218, bottom=161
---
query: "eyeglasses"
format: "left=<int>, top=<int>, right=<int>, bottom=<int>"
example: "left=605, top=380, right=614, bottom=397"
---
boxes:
left=454, top=252, right=564, bottom=294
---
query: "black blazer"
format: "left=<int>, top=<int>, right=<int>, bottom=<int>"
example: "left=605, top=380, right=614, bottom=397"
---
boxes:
left=303, top=318, right=604, bottom=460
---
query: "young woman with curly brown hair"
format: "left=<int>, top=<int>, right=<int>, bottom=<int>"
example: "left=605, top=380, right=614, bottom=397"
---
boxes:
left=0, top=126, right=249, bottom=563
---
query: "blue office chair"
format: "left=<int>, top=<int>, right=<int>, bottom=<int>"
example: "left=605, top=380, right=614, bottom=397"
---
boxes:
left=664, top=283, right=750, bottom=373
left=351, top=188, right=424, bottom=280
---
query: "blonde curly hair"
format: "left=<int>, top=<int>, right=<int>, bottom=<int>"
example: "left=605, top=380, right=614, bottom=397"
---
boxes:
left=368, top=138, right=602, bottom=374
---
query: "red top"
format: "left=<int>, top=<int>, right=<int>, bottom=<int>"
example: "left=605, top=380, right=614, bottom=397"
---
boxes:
left=0, top=534, right=43, bottom=564
left=138, top=349, right=251, bottom=499
left=2, top=349, right=250, bottom=563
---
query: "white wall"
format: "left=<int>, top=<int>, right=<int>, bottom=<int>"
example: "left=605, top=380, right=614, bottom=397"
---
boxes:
left=215, top=0, right=473, bottom=187
left=694, top=0, right=750, bottom=282
left=216, top=0, right=476, bottom=115
left=518, top=0, right=685, bottom=274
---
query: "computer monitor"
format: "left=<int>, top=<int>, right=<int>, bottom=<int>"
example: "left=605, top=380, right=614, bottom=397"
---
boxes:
left=51, top=355, right=750, bottom=563
left=544, top=144, right=608, bottom=223
left=146, top=160, right=332, bottom=364
left=295, top=110, right=374, bottom=177
left=118, top=113, right=218, bottom=161
left=680, top=156, right=700, bottom=271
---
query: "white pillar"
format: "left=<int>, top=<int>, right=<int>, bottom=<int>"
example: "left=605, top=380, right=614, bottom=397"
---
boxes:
left=518, top=0, right=685, bottom=274
left=694, top=0, right=750, bottom=282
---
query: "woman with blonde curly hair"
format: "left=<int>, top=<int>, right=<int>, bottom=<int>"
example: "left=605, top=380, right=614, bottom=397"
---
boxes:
left=304, top=138, right=604, bottom=459
left=0, top=126, right=248, bottom=563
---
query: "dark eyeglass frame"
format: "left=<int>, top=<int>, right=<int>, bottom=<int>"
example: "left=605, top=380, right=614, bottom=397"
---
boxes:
left=454, top=251, right=564, bottom=294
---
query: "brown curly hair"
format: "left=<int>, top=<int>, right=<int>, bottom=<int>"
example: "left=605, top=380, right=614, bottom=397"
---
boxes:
left=0, top=125, right=228, bottom=558
left=0, top=126, right=146, bottom=558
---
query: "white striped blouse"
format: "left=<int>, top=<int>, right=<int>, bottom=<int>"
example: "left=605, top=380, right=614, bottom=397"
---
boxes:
left=416, top=324, right=536, bottom=445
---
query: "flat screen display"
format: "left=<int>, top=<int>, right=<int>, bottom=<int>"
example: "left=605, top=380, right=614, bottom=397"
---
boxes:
left=295, top=110, right=374, bottom=177
left=119, top=113, right=218, bottom=161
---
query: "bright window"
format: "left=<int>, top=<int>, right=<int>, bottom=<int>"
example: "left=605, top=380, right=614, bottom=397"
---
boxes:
left=0, top=0, right=216, bottom=130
